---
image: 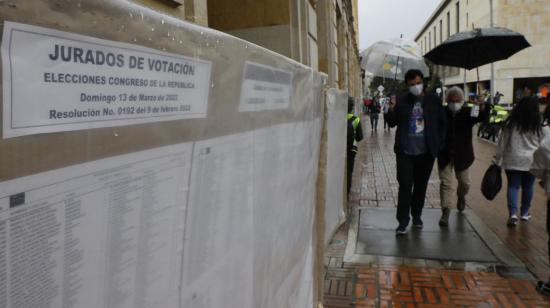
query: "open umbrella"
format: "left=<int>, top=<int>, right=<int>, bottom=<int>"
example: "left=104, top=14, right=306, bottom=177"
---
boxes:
left=424, top=27, right=530, bottom=97
left=361, top=38, right=429, bottom=80
left=424, top=27, right=530, bottom=69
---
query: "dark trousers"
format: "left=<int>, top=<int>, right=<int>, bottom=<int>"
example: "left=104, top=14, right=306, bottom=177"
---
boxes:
left=370, top=114, right=379, bottom=130
left=347, top=150, right=357, bottom=195
left=383, top=114, right=390, bottom=130
left=396, top=153, right=435, bottom=225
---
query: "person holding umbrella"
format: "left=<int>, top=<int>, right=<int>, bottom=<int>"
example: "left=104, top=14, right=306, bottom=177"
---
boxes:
left=424, top=25, right=533, bottom=224
left=387, top=69, right=446, bottom=234
left=437, top=87, right=489, bottom=226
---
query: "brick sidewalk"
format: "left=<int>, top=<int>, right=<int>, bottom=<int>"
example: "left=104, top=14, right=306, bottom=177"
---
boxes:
left=354, top=266, right=550, bottom=308
left=324, top=119, right=550, bottom=307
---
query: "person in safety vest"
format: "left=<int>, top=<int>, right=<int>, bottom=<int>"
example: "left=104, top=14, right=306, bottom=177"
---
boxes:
left=347, top=98, right=364, bottom=195
left=486, top=104, right=509, bottom=142
left=437, top=87, right=489, bottom=226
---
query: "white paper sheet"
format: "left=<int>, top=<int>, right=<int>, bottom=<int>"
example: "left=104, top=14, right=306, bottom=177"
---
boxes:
left=239, top=61, right=293, bottom=112
left=324, top=89, right=348, bottom=244
left=1, top=22, right=212, bottom=138
left=181, top=132, right=254, bottom=308
left=0, top=143, right=192, bottom=308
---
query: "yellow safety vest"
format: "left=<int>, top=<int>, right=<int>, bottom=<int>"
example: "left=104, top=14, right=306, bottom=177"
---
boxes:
left=348, top=113, right=361, bottom=129
left=348, top=113, right=361, bottom=150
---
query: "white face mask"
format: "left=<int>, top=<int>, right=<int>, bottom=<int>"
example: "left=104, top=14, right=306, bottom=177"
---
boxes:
left=448, top=102, right=463, bottom=113
left=409, top=83, right=424, bottom=96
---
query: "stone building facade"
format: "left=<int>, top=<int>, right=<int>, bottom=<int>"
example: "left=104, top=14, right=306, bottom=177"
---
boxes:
left=415, top=0, right=550, bottom=103
left=134, top=0, right=362, bottom=99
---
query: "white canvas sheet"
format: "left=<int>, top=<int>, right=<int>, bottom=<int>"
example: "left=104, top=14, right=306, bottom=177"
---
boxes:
left=324, top=89, right=348, bottom=244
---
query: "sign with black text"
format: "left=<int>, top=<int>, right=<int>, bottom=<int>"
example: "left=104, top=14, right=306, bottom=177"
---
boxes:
left=239, top=62, right=292, bottom=112
left=1, top=22, right=212, bottom=138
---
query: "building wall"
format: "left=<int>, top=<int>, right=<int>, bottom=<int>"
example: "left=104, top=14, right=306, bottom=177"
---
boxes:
left=135, top=0, right=361, bottom=98
left=185, top=0, right=209, bottom=26
left=442, top=0, right=493, bottom=94
left=133, top=0, right=208, bottom=26
left=227, top=25, right=293, bottom=58
left=416, top=0, right=550, bottom=102
left=351, top=0, right=359, bottom=47
left=207, top=0, right=312, bottom=64
left=132, top=0, right=186, bottom=20
left=207, top=0, right=290, bottom=30
left=317, top=0, right=340, bottom=88
left=496, top=0, right=550, bottom=100
left=206, top=0, right=361, bottom=98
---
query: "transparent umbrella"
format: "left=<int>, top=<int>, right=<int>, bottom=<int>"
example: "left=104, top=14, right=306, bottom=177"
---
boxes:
left=361, top=39, right=429, bottom=80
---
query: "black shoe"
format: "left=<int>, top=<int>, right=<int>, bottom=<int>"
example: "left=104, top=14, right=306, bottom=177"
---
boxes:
left=457, top=200, right=466, bottom=212
left=395, top=225, right=407, bottom=235
left=412, top=217, right=423, bottom=229
left=537, top=280, right=550, bottom=296
left=507, top=215, right=518, bottom=227
left=439, top=208, right=450, bottom=227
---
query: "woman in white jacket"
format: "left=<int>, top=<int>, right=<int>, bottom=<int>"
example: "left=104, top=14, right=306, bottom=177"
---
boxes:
left=496, top=96, right=545, bottom=226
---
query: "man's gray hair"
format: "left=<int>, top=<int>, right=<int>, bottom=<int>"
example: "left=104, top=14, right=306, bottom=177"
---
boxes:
left=445, top=86, right=465, bottom=102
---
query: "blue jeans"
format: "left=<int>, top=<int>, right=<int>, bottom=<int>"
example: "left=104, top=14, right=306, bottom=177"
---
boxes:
left=505, top=170, right=535, bottom=216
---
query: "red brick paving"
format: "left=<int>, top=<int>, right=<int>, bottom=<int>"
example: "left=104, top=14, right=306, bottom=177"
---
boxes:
left=324, top=119, right=550, bottom=307
left=324, top=225, right=550, bottom=308
left=353, top=266, right=550, bottom=308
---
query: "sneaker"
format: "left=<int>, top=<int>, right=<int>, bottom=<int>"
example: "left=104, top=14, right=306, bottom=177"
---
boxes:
left=412, top=217, right=423, bottom=229
left=536, top=280, right=550, bottom=296
left=395, top=225, right=407, bottom=235
left=507, top=215, right=518, bottom=227
left=520, top=213, right=531, bottom=221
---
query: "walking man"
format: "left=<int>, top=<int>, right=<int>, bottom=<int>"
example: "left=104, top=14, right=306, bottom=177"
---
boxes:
left=437, top=87, right=489, bottom=226
left=387, top=69, right=446, bottom=234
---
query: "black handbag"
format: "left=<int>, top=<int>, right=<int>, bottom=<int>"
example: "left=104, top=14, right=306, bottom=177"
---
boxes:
left=481, top=163, right=502, bottom=200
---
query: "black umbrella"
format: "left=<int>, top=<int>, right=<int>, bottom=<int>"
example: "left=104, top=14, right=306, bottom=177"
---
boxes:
left=424, top=27, right=531, bottom=70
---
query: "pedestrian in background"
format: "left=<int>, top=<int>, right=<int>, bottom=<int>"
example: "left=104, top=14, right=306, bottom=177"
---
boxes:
left=363, top=97, right=371, bottom=114
left=496, top=96, right=545, bottom=227
left=369, top=98, right=381, bottom=131
left=437, top=87, right=489, bottom=226
left=347, top=98, right=364, bottom=195
left=494, top=91, right=503, bottom=104
left=382, top=95, right=392, bottom=131
left=387, top=69, right=446, bottom=234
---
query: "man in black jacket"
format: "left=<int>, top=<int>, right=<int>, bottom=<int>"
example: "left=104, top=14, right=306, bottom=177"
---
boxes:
left=387, top=69, right=446, bottom=235
left=437, top=87, right=489, bottom=226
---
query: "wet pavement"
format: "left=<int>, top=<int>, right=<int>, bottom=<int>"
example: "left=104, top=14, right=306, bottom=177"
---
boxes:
left=323, top=117, right=550, bottom=307
left=354, top=208, right=499, bottom=263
